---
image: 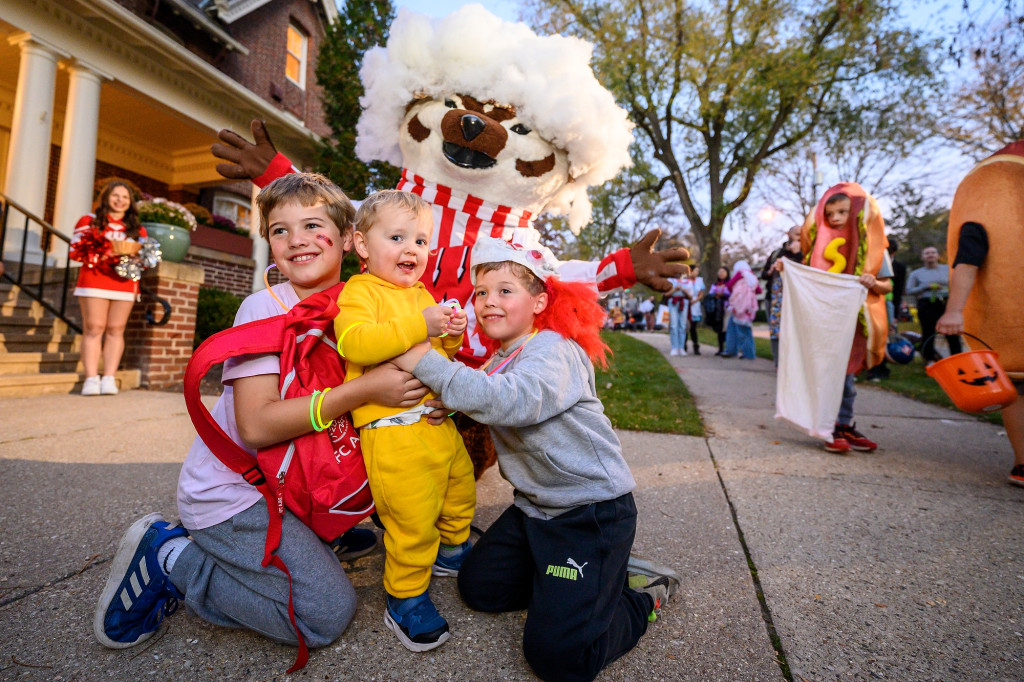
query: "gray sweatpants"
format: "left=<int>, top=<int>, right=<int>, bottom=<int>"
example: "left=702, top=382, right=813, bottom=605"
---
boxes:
left=169, top=500, right=356, bottom=648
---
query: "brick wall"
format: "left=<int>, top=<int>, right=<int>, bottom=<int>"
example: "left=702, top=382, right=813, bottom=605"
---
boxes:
left=221, top=1, right=331, bottom=138
left=123, top=260, right=204, bottom=389
left=186, top=245, right=255, bottom=298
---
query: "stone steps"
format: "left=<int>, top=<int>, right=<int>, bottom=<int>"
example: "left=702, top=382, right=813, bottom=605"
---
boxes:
left=0, top=278, right=139, bottom=397
left=0, top=368, right=140, bottom=397
left=0, top=351, right=80, bottom=375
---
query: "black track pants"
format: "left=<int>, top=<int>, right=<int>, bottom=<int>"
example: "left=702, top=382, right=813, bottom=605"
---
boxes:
left=457, top=493, right=651, bottom=682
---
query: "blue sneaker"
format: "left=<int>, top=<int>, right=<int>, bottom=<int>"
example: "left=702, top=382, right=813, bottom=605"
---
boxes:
left=384, top=591, right=450, bottom=652
left=93, top=513, right=188, bottom=648
left=329, top=526, right=378, bottom=561
left=431, top=540, right=472, bottom=577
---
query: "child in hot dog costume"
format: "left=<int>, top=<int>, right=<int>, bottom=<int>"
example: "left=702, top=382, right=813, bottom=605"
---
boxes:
left=801, top=182, right=892, bottom=453
left=937, top=141, right=1024, bottom=487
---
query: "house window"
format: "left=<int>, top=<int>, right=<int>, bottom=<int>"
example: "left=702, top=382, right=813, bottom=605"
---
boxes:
left=285, top=24, right=307, bottom=88
left=213, top=195, right=252, bottom=233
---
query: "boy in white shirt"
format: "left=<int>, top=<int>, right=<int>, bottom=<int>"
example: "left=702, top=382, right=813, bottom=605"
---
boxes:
left=94, top=174, right=433, bottom=655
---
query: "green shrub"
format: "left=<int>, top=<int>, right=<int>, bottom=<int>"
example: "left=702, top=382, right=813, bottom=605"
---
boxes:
left=194, top=287, right=244, bottom=348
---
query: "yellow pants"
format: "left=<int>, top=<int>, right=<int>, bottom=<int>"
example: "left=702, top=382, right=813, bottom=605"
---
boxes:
left=360, top=418, right=475, bottom=598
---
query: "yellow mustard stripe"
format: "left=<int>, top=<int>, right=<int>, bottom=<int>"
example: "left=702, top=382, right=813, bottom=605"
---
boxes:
left=336, top=322, right=364, bottom=358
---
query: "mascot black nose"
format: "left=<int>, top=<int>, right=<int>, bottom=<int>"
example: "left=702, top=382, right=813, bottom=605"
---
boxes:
left=460, top=114, right=486, bottom=141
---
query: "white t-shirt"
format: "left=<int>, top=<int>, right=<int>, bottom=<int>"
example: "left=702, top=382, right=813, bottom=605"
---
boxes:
left=177, top=282, right=299, bottom=531
left=689, top=277, right=706, bottom=318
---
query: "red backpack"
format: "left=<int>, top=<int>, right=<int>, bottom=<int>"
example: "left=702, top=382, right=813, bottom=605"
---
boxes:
left=183, top=283, right=374, bottom=672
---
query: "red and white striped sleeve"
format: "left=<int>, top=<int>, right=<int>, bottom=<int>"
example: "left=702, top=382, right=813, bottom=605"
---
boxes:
left=71, top=214, right=95, bottom=243
left=556, top=249, right=635, bottom=293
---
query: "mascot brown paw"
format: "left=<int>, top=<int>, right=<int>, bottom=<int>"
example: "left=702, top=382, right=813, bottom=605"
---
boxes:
left=211, top=119, right=277, bottom=180
left=630, top=229, right=690, bottom=292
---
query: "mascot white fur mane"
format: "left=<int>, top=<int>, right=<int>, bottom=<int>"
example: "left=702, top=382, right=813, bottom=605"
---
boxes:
left=356, top=4, right=634, bottom=233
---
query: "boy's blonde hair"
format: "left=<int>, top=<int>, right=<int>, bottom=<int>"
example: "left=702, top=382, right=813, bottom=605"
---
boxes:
left=354, top=189, right=433, bottom=234
left=473, top=261, right=546, bottom=295
left=256, top=173, right=355, bottom=241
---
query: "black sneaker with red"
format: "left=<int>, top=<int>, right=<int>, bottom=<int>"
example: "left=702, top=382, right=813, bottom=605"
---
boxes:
left=1009, top=464, right=1024, bottom=488
left=824, top=432, right=851, bottom=454
left=835, top=422, right=877, bottom=452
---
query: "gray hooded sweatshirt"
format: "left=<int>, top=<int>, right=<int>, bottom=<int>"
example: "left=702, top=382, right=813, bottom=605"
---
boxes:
left=413, top=330, right=636, bottom=518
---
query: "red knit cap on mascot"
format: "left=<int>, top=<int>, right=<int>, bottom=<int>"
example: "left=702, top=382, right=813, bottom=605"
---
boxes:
left=801, top=182, right=889, bottom=374
left=946, top=141, right=1024, bottom=379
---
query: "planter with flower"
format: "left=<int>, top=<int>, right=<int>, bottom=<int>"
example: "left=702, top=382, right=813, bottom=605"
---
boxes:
left=138, top=198, right=197, bottom=262
left=189, top=211, right=254, bottom=258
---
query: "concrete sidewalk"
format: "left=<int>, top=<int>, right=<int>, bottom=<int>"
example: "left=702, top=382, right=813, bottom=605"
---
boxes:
left=636, top=331, right=1023, bottom=681
left=0, top=391, right=777, bottom=680
left=0, top=334, right=1021, bottom=680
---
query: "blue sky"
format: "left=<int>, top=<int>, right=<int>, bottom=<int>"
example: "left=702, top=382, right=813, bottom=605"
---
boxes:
left=394, top=1, right=519, bottom=21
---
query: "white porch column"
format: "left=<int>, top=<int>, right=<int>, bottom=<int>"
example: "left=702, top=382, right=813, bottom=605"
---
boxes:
left=52, top=61, right=109, bottom=242
left=2, top=34, right=66, bottom=263
left=250, top=183, right=269, bottom=291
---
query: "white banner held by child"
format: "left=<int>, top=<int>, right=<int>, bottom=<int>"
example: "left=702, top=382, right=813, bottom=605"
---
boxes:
left=775, top=261, right=867, bottom=441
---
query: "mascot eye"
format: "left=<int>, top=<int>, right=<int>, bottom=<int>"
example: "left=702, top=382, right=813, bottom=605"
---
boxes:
left=444, top=98, right=457, bottom=108
left=511, top=123, right=531, bottom=135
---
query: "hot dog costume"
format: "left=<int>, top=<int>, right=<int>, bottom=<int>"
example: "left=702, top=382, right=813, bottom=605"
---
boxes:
left=946, top=142, right=1024, bottom=380
left=801, top=182, right=889, bottom=374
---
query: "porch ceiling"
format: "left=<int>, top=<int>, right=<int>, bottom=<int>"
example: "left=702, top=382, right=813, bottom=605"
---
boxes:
left=1, top=18, right=234, bottom=188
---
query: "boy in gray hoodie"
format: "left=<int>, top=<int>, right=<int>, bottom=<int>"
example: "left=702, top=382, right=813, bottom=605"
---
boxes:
left=393, top=237, right=679, bottom=682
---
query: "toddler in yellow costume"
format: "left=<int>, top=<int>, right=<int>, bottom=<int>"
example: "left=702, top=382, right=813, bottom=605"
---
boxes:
left=334, top=190, right=475, bottom=652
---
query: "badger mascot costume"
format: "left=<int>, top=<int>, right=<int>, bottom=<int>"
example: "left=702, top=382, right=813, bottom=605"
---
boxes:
left=212, top=5, right=689, bottom=476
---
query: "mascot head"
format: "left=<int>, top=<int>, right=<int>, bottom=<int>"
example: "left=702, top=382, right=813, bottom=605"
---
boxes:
left=356, top=4, right=634, bottom=234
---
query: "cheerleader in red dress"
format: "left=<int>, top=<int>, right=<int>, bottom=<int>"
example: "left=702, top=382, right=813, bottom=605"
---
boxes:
left=70, top=181, right=147, bottom=396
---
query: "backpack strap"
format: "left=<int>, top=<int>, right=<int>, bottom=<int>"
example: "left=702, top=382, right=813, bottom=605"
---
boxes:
left=184, top=314, right=288, bottom=486
left=183, top=312, right=311, bottom=671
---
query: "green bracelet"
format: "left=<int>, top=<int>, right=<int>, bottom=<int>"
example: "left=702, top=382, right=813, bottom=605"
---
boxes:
left=309, top=390, right=324, bottom=432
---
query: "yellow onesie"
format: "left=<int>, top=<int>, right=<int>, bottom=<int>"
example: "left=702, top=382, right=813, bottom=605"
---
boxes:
left=335, top=273, right=475, bottom=598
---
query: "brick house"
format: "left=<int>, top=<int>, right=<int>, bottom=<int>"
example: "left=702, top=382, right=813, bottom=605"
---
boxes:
left=0, top=0, right=339, bottom=390
left=2, top=0, right=338, bottom=295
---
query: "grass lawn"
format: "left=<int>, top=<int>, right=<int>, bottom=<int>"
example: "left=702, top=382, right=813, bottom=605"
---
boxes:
left=596, top=331, right=704, bottom=436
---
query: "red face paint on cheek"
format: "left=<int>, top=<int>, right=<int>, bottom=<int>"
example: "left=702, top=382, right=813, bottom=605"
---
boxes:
left=316, top=234, right=334, bottom=247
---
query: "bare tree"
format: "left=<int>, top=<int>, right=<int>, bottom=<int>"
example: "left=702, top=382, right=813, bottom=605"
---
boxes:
left=528, top=0, right=941, bottom=277
left=944, top=2, right=1024, bottom=156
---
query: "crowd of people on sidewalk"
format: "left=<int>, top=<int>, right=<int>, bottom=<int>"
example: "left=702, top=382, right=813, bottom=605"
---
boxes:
left=85, top=176, right=1021, bottom=681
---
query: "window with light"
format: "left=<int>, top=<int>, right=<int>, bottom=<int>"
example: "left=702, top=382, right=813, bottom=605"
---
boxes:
left=213, top=195, right=252, bottom=232
left=286, top=24, right=307, bottom=88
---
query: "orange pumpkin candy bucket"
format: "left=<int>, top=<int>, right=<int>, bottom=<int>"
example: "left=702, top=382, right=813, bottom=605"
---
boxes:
left=926, top=333, right=1017, bottom=413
